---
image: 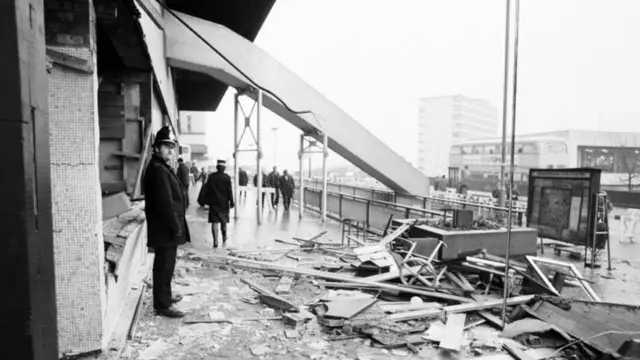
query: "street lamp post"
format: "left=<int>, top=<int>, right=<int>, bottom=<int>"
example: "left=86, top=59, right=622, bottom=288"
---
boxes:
left=271, top=126, right=279, bottom=165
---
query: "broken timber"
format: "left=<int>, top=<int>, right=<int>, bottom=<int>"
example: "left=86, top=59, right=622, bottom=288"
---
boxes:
left=214, top=255, right=473, bottom=303
left=389, top=295, right=534, bottom=322
left=240, top=277, right=299, bottom=312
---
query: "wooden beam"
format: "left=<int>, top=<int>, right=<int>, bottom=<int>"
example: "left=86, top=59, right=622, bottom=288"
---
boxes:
left=46, top=48, right=94, bottom=73
left=132, top=125, right=153, bottom=198
left=212, top=255, right=474, bottom=303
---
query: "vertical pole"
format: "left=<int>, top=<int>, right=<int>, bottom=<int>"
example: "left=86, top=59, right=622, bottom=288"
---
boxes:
left=1, top=0, right=59, bottom=357
left=256, top=89, right=263, bottom=224
left=499, top=0, right=512, bottom=208
left=322, top=133, right=329, bottom=222
left=233, top=93, right=239, bottom=219
left=502, top=0, right=521, bottom=328
left=299, top=134, right=305, bottom=218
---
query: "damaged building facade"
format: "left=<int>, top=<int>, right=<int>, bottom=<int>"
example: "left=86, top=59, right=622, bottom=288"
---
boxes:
left=2, top=0, right=275, bottom=358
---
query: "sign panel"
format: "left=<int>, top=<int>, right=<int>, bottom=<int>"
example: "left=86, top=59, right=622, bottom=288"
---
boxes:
left=526, top=168, right=601, bottom=245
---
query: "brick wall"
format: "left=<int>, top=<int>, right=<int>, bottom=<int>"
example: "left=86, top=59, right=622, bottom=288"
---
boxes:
left=47, top=0, right=105, bottom=355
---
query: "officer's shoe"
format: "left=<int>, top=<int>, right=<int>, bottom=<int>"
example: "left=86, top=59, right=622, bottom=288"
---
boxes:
left=171, top=295, right=183, bottom=303
left=156, top=307, right=185, bottom=318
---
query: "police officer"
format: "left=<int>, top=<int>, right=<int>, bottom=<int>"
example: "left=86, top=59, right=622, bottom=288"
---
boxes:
left=199, top=159, right=235, bottom=248
left=144, top=126, right=190, bottom=318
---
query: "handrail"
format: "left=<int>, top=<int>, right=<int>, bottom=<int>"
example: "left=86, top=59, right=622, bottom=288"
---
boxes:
left=298, top=178, right=527, bottom=214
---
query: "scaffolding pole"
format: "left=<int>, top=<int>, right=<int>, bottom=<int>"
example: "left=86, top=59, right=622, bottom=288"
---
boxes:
left=321, top=133, right=329, bottom=222
left=299, top=134, right=305, bottom=218
left=233, top=93, right=240, bottom=219
left=256, top=89, right=263, bottom=224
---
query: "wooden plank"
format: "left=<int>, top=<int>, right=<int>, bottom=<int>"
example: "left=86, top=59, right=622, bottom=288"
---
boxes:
left=389, top=295, right=533, bottom=322
left=213, top=255, right=474, bottom=303
left=439, top=313, right=466, bottom=351
left=478, top=311, right=504, bottom=329
left=503, top=339, right=536, bottom=360
left=455, top=271, right=475, bottom=290
left=389, top=308, right=441, bottom=322
left=132, top=125, right=153, bottom=198
left=378, top=223, right=412, bottom=247
left=240, top=278, right=299, bottom=312
left=274, top=276, right=294, bottom=294
left=380, top=302, right=442, bottom=314
left=444, top=295, right=534, bottom=315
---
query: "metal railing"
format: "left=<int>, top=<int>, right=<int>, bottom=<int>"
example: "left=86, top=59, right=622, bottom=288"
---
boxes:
left=297, top=179, right=526, bottom=227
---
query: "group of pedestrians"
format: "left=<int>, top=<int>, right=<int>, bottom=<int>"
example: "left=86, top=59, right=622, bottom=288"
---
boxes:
left=250, top=166, right=295, bottom=211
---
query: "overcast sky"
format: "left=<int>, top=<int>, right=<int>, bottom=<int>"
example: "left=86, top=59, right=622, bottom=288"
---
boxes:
left=204, top=0, right=640, bottom=171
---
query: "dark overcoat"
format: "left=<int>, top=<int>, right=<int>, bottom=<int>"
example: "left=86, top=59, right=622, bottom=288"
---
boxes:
left=238, top=169, right=249, bottom=186
left=267, top=171, right=280, bottom=188
left=279, top=175, right=296, bottom=197
left=144, top=155, right=191, bottom=247
left=199, top=171, right=235, bottom=223
left=176, top=162, right=190, bottom=189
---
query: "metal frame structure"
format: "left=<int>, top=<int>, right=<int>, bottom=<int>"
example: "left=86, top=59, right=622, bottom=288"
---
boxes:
left=298, top=133, right=329, bottom=221
left=233, top=87, right=265, bottom=223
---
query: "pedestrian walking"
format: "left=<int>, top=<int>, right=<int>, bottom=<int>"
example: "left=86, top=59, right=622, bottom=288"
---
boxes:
left=176, top=158, right=190, bottom=208
left=143, top=126, right=190, bottom=318
left=279, top=169, right=295, bottom=211
left=238, top=167, right=248, bottom=198
left=254, top=171, right=268, bottom=207
left=198, top=159, right=235, bottom=248
left=267, top=166, right=280, bottom=208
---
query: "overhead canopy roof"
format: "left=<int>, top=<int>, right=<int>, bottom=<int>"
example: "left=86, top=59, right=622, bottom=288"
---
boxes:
left=167, top=0, right=276, bottom=112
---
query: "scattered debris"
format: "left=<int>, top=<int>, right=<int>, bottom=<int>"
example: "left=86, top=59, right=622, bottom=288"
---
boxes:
left=126, top=226, right=631, bottom=360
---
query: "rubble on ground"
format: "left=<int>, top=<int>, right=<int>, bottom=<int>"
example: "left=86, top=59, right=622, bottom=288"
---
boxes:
left=111, top=224, right=640, bottom=360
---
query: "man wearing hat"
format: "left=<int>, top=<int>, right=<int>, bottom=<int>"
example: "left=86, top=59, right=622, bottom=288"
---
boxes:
left=198, top=159, right=235, bottom=248
left=143, top=126, right=191, bottom=318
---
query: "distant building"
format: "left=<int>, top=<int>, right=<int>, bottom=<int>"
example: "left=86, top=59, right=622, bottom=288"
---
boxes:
left=177, top=111, right=208, bottom=161
left=417, top=95, right=498, bottom=177
left=449, top=129, right=640, bottom=192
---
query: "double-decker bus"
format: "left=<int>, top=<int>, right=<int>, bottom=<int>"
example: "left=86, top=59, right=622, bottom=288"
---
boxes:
left=448, top=130, right=640, bottom=194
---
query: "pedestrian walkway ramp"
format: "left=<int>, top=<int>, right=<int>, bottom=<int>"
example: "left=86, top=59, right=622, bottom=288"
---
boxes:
left=165, top=11, right=430, bottom=196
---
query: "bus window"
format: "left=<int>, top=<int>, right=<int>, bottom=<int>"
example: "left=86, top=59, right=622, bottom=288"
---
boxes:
left=450, top=146, right=462, bottom=155
left=462, top=146, right=473, bottom=154
left=545, top=142, right=567, bottom=154
left=472, top=146, right=483, bottom=154
left=485, top=145, right=497, bottom=154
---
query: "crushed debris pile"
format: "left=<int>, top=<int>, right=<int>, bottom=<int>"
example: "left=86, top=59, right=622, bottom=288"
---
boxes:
left=120, top=223, right=640, bottom=360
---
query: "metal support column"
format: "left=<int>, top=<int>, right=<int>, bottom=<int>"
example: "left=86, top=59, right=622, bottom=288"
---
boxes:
left=299, top=134, right=305, bottom=218
left=256, top=89, right=263, bottom=223
left=233, top=93, right=239, bottom=219
left=321, top=133, right=329, bottom=222
left=233, top=87, right=263, bottom=224
left=298, top=133, right=329, bottom=219
left=1, top=0, right=59, bottom=357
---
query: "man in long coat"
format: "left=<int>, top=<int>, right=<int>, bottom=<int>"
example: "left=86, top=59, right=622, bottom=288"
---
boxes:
left=198, top=159, right=235, bottom=248
left=279, top=170, right=296, bottom=211
left=176, top=157, right=190, bottom=207
left=267, top=166, right=280, bottom=208
left=143, top=126, right=190, bottom=318
left=238, top=167, right=249, bottom=198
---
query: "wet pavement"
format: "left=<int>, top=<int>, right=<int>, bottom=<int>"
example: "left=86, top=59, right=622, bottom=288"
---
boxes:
left=183, top=184, right=344, bottom=254
left=87, top=186, right=640, bottom=359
